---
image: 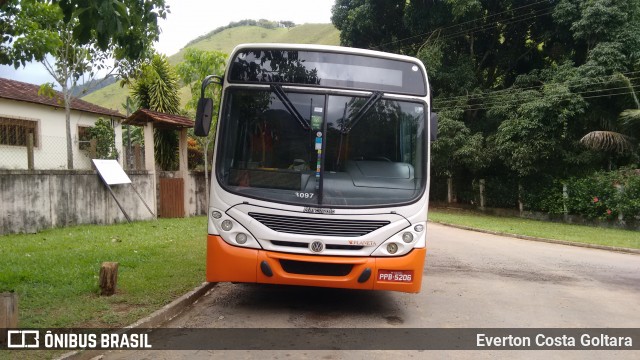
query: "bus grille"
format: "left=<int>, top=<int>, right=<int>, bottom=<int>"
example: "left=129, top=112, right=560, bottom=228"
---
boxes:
left=279, top=259, right=353, bottom=276
left=248, top=212, right=390, bottom=237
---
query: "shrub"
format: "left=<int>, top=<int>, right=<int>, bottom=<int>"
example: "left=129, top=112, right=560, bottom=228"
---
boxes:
left=561, top=168, right=640, bottom=221
left=534, top=180, right=566, bottom=215
left=484, top=175, right=518, bottom=208
left=187, top=137, right=204, bottom=170
left=614, top=170, right=640, bottom=220
left=565, top=172, right=620, bottom=221
left=88, top=118, right=119, bottom=160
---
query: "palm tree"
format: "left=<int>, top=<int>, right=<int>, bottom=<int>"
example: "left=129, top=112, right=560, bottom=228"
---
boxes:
left=580, top=73, right=640, bottom=166
left=130, top=54, right=181, bottom=170
left=579, top=131, right=634, bottom=154
left=619, top=108, right=640, bottom=135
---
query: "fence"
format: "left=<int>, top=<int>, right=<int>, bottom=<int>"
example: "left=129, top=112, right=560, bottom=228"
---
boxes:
left=430, top=173, right=640, bottom=230
left=0, top=133, right=146, bottom=171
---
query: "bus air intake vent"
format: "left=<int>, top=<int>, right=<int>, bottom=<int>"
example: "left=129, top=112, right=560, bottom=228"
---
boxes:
left=279, top=259, right=353, bottom=276
left=248, top=212, right=390, bottom=237
left=271, top=240, right=364, bottom=251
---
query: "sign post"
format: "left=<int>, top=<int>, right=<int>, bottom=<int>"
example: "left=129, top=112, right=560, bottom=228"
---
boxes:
left=92, top=159, right=155, bottom=222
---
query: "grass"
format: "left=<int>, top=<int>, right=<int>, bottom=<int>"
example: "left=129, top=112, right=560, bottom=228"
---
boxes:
left=428, top=207, right=640, bottom=250
left=0, top=216, right=207, bottom=329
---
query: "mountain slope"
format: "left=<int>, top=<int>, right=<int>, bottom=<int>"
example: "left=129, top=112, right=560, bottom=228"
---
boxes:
left=82, top=23, right=340, bottom=113
left=169, top=23, right=340, bottom=64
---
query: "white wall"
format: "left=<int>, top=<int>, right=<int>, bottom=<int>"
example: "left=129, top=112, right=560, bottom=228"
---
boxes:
left=0, top=170, right=155, bottom=235
left=0, top=98, right=123, bottom=170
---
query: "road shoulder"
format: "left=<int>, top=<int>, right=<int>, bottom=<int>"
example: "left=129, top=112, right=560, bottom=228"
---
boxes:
left=429, top=220, right=640, bottom=255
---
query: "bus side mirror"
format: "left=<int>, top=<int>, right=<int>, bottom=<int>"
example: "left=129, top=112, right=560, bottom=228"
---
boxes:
left=194, top=74, right=223, bottom=137
left=430, top=112, right=438, bottom=142
left=195, top=97, right=213, bottom=137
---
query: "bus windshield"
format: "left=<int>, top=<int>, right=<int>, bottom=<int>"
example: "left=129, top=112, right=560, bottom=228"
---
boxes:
left=229, top=49, right=427, bottom=96
left=216, top=88, right=425, bottom=207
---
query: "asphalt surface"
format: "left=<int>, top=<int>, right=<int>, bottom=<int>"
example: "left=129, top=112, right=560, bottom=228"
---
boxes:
left=100, top=222, right=640, bottom=359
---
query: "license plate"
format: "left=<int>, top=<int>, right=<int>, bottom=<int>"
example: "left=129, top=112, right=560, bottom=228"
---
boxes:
left=378, top=270, right=413, bottom=283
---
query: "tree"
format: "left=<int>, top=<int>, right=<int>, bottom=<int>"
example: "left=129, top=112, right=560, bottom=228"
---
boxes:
left=1, top=0, right=57, bottom=67
left=130, top=53, right=181, bottom=171
left=2, top=0, right=168, bottom=169
left=44, top=25, right=113, bottom=169
left=431, top=108, right=488, bottom=203
left=331, top=0, right=409, bottom=52
left=121, top=96, right=142, bottom=169
left=17, top=1, right=109, bottom=169
left=131, top=54, right=180, bottom=114
left=175, top=48, right=226, bottom=112
left=331, top=0, right=640, bottom=210
left=579, top=74, right=640, bottom=161
left=176, top=48, right=226, bottom=202
left=491, top=68, right=587, bottom=178
left=2, top=0, right=168, bottom=70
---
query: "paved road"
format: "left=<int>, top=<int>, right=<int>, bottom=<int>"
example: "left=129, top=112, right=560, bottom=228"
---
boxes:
left=102, top=223, right=640, bottom=359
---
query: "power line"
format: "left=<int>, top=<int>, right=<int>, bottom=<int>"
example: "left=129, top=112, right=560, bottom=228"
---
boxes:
left=372, top=0, right=554, bottom=51
left=437, top=86, right=639, bottom=111
left=439, top=10, right=555, bottom=42
left=437, top=88, right=639, bottom=112
left=436, top=79, right=640, bottom=109
left=435, top=71, right=640, bottom=104
left=359, top=2, right=640, bottom=114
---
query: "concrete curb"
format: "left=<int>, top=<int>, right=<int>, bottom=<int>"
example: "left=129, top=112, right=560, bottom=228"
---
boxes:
left=57, top=281, right=216, bottom=360
left=430, top=221, right=640, bottom=255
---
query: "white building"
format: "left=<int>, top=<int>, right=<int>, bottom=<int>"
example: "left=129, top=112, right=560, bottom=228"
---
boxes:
left=0, top=77, right=125, bottom=170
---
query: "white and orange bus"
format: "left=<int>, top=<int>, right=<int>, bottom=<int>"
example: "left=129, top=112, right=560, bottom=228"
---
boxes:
left=194, top=44, right=436, bottom=293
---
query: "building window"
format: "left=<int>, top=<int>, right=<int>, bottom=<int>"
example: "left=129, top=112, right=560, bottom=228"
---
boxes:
left=78, top=125, right=93, bottom=151
left=0, top=116, right=38, bottom=147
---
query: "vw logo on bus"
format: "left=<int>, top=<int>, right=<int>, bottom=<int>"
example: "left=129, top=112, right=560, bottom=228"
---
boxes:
left=309, top=240, right=325, bottom=253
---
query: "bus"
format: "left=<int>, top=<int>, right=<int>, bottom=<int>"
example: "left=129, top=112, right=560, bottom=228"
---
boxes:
left=194, top=44, right=436, bottom=293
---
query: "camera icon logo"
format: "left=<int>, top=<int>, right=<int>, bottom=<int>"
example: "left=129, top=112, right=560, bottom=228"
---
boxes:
left=7, top=330, right=40, bottom=348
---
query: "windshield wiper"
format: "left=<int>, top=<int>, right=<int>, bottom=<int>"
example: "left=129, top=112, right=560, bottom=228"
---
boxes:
left=343, top=91, right=383, bottom=134
left=270, top=84, right=310, bottom=130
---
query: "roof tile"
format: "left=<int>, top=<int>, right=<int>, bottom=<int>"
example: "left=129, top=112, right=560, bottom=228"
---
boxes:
left=0, top=77, right=125, bottom=118
left=124, top=109, right=194, bottom=129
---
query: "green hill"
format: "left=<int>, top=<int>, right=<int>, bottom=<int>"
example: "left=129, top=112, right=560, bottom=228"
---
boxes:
left=82, top=23, right=340, bottom=113
left=169, top=23, right=340, bottom=64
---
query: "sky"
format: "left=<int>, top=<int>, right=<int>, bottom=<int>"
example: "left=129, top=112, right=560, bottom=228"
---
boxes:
left=0, top=0, right=335, bottom=87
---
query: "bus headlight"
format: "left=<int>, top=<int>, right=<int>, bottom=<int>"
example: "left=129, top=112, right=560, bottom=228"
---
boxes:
left=221, top=220, right=234, bottom=231
left=235, top=233, right=248, bottom=244
left=371, top=223, right=426, bottom=256
left=208, top=208, right=261, bottom=249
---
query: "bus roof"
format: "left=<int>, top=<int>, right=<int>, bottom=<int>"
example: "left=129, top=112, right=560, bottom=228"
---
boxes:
left=231, top=43, right=424, bottom=64
left=227, top=43, right=429, bottom=97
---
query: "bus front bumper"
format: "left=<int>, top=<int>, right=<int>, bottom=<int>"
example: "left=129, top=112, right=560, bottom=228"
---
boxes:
left=206, top=235, right=426, bottom=293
